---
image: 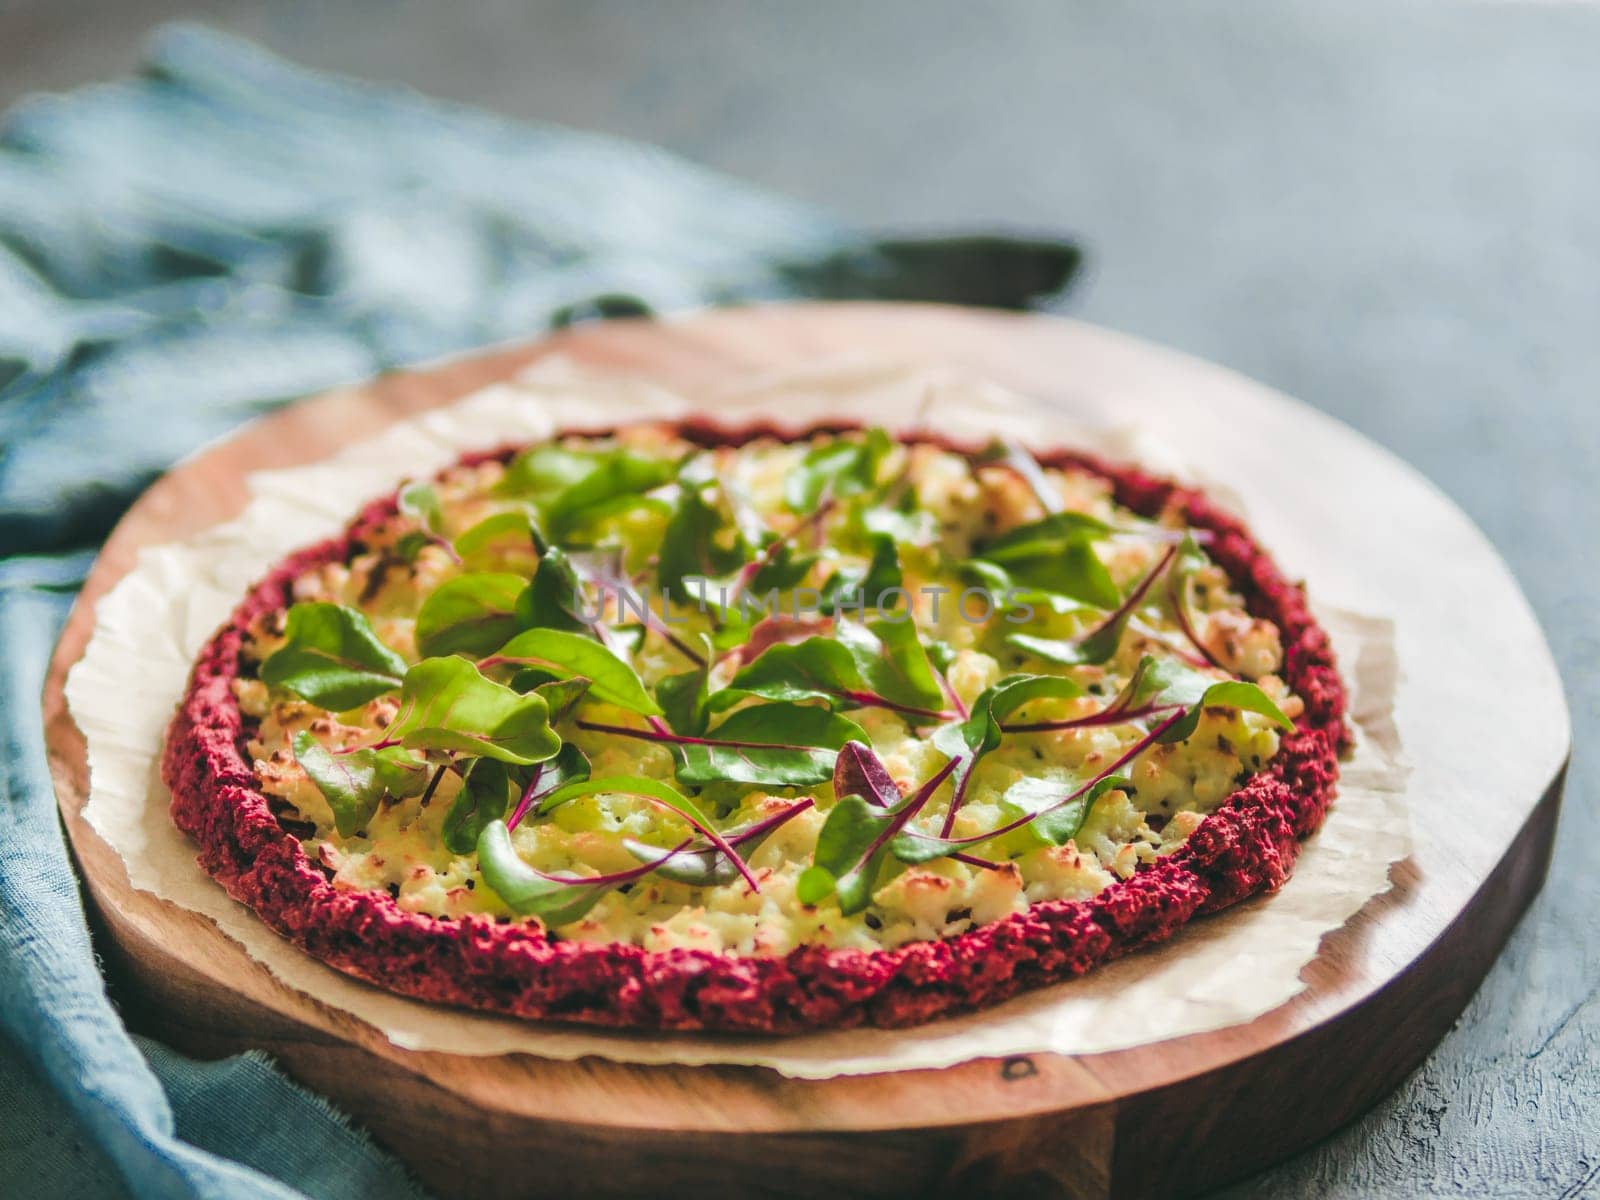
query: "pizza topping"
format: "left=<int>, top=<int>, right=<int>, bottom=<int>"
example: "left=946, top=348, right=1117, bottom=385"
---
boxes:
left=235, top=426, right=1299, bottom=955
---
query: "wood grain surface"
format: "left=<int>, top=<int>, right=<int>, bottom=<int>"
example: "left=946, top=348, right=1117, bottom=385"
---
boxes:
left=41, top=304, right=1570, bottom=1199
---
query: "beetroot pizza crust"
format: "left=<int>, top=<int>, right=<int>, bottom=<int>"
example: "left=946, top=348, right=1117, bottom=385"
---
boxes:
left=160, top=424, right=1348, bottom=1034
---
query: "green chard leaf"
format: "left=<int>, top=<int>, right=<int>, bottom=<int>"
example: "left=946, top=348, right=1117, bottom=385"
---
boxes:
left=442, top=757, right=519, bottom=854
left=841, top=618, right=947, bottom=712
left=818, top=532, right=901, bottom=614
left=656, top=634, right=715, bottom=735
left=1155, top=677, right=1294, bottom=743
left=747, top=539, right=819, bottom=592
left=1008, top=630, right=1100, bottom=667
left=414, top=571, right=530, bottom=659
left=984, top=654, right=1288, bottom=760
left=673, top=703, right=868, bottom=788
left=504, top=741, right=594, bottom=828
left=1166, top=532, right=1229, bottom=669
left=530, top=676, right=593, bottom=722
left=799, top=753, right=961, bottom=914
left=291, top=731, right=430, bottom=838
left=534, top=774, right=702, bottom=822
left=996, top=774, right=1132, bottom=848
left=726, top=637, right=868, bottom=707
left=475, top=819, right=613, bottom=925
left=725, top=617, right=947, bottom=717
left=1097, top=654, right=1292, bottom=742
left=943, top=673, right=1087, bottom=763
left=621, top=798, right=815, bottom=887
left=453, top=509, right=542, bottom=567
left=490, top=628, right=661, bottom=716
left=260, top=603, right=407, bottom=710
left=623, top=838, right=743, bottom=888
left=1006, top=541, right=1180, bottom=667
left=784, top=427, right=893, bottom=511
left=658, top=477, right=749, bottom=602
left=495, top=444, right=599, bottom=502
left=970, top=511, right=1119, bottom=609
left=387, top=657, right=562, bottom=765
left=477, top=773, right=752, bottom=920
left=982, top=510, right=1112, bottom=557
left=857, top=483, right=939, bottom=548
left=516, top=545, right=592, bottom=634
left=532, top=774, right=757, bottom=887
left=399, top=481, right=446, bottom=536
left=796, top=794, right=890, bottom=915
left=542, top=454, right=676, bottom=539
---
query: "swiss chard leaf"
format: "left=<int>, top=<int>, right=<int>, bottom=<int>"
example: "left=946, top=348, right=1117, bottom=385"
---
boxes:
left=506, top=741, right=593, bottom=830
left=784, top=427, right=892, bottom=511
left=748, top=540, right=819, bottom=592
left=475, top=819, right=614, bottom=925
left=798, top=756, right=961, bottom=914
left=398, top=481, right=446, bottom=537
left=414, top=572, right=530, bottom=659
left=291, top=731, right=430, bottom=838
left=621, top=839, right=733, bottom=887
left=927, top=673, right=1086, bottom=839
left=542, top=453, right=676, bottom=538
left=1166, top=533, right=1227, bottom=670
left=442, top=757, right=519, bottom=854
left=387, top=657, right=562, bottom=765
left=1007, top=542, right=1179, bottom=666
left=534, top=774, right=758, bottom=889
left=996, top=773, right=1132, bottom=848
left=1007, top=630, right=1103, bottom=667
left=796, top=794, right=891, bottom=915
left=727, top=636, right=867, bottom=707
left=673, top=704, right=868, bottom=788
left=982, top=511, right=1111, bottom=557
left=818, top=532, right=901, bottom=614
left=260, top=603, right=407, bottom=710
left=619, top=800, right=811, bottom=888
left=843, top=618, right=947, bottom=712
left=516, top=545, right=591, bottom=634
left=729, top=620, right=947, bottom=717
left=948, top=674, right=1087, bottom=761
left=491, top=628, right=661, bottom=716
left=658, top=478, right=749, bottom=602
left=1108, top=655, right=1291, bottom=742
left=1155, top=677, right=1294, bottom=743
left=971, top=511, right=1118, bottom=609
left=535, top=774, right=704, bottom=823
left=496, top=444, right=601, bottom=502
left=832, top=740, right=901, bottom=808
left=857, top=476, right=938, bottom=547
left=453, top=509, right=542, bottom=567
left=531, top=676, right=592, bottom=722
left=618, top=841, right=732, bottom=887
left=656, top=635, right=715, bottom=735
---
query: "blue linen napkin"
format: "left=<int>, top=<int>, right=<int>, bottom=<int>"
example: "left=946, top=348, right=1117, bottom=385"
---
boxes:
left=0, top=25, right=1079, bottom=1200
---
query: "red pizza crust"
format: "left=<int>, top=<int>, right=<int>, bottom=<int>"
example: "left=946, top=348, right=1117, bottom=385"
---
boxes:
left=161, top=425, right=1347, bottom=1033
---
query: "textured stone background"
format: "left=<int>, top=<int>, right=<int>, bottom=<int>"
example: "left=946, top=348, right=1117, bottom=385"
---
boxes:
left=3, top=1, right=1595, bottom=1195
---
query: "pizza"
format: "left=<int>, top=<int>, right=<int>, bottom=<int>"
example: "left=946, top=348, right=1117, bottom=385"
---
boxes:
left=162, top=420, right=1346, bottom=1032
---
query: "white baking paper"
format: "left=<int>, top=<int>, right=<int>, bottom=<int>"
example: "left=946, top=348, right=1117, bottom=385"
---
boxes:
left=67, top=358, right=1410, bottom=1079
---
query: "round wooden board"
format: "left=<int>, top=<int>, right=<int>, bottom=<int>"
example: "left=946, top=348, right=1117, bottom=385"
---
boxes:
left=42, top=303, right=1568, bottom=1199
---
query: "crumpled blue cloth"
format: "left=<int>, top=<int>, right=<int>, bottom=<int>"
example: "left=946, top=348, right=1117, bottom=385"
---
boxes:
left=0, top=25, right=1079, bottom=1200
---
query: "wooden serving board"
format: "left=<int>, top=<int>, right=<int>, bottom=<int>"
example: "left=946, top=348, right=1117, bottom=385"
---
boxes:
left=42, top=304, right=1568, bottom=1199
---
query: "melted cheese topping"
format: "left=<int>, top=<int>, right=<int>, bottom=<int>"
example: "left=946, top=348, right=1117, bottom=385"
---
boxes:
left=235, top=428, right=1302, bottom=956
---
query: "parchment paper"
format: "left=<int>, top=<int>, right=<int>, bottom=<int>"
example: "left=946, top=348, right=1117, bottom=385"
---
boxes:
left=66, top=358, right=1410, bottom=1079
